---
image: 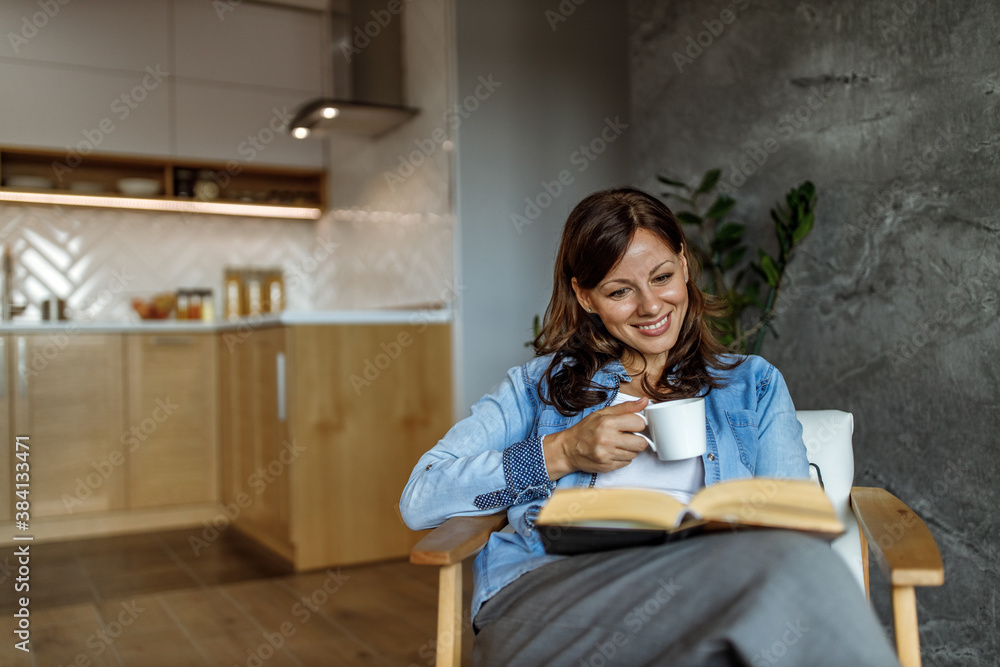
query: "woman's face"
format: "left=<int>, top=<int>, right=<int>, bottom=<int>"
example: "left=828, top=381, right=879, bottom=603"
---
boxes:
left=572, top=228, right=689, bottom=369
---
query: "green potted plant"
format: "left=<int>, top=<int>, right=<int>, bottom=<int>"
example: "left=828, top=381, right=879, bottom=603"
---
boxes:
left=658, top=169, right=817, bottom=355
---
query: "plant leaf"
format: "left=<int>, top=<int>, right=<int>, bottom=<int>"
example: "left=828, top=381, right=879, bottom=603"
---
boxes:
left=771, top=208, right=790, bottom=229
left=715, top=222, right=745, bottom=242
left=799, top=180, right=816, bottom=201
left=792, top=211, right=815, bottom=244
left=662, top=192, right=693, bottom=206
left=695, top=169, right=722, bottom=194
left=760, top=253, right=780, bottom=287
left=677, top=211, right=703, bottom=225
left=657, top=175, right=687, bottom=188
left=722, top=246, right=747, bottom=269
left=705, top=195, right=737, bottom=220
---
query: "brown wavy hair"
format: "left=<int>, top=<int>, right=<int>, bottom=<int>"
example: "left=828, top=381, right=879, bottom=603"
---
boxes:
left=533, top=187, right=741, bottom=416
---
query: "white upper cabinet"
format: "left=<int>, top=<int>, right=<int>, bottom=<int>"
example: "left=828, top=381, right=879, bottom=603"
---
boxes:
left=0, top=62, right=172, bottom=155
left=173, top=0, right=325, bottom=94
left=174, top=81, right=324, bottom=166
left=0, top=0, right=171, bottom=69
left=0, top=0, right=326, bottom=167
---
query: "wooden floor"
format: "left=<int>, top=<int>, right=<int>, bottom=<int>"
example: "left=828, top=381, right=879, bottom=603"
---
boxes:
left=0, top=529, right=475, bottom=666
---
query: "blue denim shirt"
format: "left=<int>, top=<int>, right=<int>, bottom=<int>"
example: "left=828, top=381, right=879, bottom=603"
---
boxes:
left=399, top=353, right=809, bottom=619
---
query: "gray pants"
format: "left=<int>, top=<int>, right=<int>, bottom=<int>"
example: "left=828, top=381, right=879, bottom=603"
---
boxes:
left=473, top=530, right=900, bottom=666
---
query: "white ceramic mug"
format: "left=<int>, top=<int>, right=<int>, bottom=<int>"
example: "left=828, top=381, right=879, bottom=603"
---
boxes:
left=634, top=397, right=707, bottom=461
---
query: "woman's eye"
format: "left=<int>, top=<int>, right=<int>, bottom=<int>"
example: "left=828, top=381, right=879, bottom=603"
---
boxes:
left=653, top=273, right=673, bottom=284
left=609, top=288, right=629, bottom=298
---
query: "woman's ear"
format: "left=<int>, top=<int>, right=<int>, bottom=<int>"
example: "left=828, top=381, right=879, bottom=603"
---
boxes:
left=571, top=277, right=594, bottom=313
left=680, top=246, right=690, bottom=284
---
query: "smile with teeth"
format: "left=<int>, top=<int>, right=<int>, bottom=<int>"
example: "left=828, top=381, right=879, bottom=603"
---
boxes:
left=635, top=314, right=670, bottom=331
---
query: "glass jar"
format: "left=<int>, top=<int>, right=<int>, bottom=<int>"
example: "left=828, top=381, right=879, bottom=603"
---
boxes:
left=224, top=269, right=242, bottom=320
left=200, top=289, right=215, bottom=321
left=176, top=289, right=189, bottom=320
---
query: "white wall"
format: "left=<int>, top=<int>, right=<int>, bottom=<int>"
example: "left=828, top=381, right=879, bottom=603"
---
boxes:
left=454, top=1, right=630, bottom=412
left=314, top=0, right=456, bottom=311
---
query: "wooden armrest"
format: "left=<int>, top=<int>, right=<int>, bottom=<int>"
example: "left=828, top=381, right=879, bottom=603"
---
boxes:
left=410, top=513, right=509, bottom=566
left=850, top=487, right=944, bottom=588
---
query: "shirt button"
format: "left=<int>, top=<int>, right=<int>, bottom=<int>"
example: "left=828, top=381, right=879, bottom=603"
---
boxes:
left=425, top=464, right=433, bottom=470
left=707, top=453, right=716, bottom=461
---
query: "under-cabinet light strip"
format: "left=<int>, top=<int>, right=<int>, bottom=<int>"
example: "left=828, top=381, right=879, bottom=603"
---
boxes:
left=0, top=190, right=322, bottom=220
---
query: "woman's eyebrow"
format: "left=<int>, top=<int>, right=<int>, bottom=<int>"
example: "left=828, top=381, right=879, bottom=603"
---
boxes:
left=648, top=258, right=676, bottom=275
left=599, top=258, right=678, bottom=289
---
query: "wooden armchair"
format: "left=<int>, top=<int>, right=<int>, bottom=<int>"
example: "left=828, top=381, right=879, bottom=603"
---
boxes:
left=409, top=410, right=944, bottom=667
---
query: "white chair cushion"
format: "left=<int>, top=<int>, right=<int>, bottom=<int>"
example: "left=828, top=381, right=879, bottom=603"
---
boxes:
left=797, top=409, right=866, bottom=592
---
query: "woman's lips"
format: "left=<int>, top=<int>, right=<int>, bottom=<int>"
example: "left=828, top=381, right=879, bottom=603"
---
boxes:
left=633, top=313, right=670, bottom=336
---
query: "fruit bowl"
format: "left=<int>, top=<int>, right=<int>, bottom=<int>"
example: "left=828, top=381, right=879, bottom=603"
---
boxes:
left=131, top=293, right=176, bottom=319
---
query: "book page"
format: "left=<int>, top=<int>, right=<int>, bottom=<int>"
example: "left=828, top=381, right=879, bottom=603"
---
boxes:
left=536, top=487, right=688, bottom=530
left=688, top=478, right=843, bottom=534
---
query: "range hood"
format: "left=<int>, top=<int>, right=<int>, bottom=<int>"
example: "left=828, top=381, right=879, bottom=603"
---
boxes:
left=289, top=0, right=418, bottom=138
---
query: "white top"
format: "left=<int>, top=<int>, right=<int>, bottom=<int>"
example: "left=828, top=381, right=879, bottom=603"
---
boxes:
left=592, top=391, right=705, bottom=503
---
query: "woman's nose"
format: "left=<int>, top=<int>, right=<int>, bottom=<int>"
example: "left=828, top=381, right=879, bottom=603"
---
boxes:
left=636, top=288, right=660, bottom=316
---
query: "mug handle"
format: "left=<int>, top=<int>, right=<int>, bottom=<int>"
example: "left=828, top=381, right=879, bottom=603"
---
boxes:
left=632, top=411, right=657, bottom=452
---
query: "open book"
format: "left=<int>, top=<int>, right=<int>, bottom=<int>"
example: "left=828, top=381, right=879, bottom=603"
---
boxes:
left=535, top=478, right=844, bottom=555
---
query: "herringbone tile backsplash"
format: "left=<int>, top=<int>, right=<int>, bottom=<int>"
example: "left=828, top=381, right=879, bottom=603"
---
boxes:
left=0, top=204, right=454, bottom=321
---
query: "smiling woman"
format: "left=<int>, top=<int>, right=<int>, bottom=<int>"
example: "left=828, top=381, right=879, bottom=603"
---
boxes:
left=535, top=187, right=739, bottom=414
left=401, top=187, right=902, bottom=665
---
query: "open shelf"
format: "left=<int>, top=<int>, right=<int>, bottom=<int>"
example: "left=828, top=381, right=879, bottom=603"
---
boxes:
left=0, top=147, right=326, bottom=220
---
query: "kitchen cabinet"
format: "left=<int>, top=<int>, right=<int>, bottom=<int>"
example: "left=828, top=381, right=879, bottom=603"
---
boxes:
left=0, top=335, right=9, bottom=522
left=220, top=323, right=453, bottom=570
left=172, top=0, right=324, bottom=93
left=10, top=333, right=126, bottom=518
left=0, top=63, right=173, bottom=157
left=126, top=333, right=218, bottom=509
left=219, top=325, right=293, bottom=559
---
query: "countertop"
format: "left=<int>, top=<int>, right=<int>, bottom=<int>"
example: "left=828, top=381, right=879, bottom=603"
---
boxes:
left=0, top=309, right=452, bottom=334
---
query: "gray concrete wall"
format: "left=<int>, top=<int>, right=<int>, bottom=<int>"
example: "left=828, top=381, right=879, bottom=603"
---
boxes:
left=454, top=1, right=630, bottom=411
left=628, top=0, right=999, bottom=663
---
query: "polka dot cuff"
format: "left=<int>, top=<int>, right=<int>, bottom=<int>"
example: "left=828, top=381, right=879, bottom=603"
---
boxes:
left=473, top=436, right=555, bottom=510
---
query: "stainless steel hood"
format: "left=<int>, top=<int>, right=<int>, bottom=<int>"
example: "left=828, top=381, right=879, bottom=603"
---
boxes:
left=289, top=0, right=418, bottom=138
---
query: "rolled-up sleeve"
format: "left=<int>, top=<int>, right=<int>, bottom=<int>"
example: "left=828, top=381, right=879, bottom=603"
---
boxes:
left=399, top=363, right=556, bottom=530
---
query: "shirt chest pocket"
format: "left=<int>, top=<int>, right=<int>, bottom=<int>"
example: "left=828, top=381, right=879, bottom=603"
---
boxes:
left=536, top=417, right=570, bottom=437
left=726, top=409, right=758, bottom=474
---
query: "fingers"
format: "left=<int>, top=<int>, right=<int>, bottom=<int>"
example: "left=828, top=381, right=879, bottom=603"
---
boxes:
left=602, top=396, right=648, bottom=413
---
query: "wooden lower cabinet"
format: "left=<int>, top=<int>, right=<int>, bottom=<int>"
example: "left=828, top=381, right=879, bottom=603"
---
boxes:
left=1, top=335, right=11, bottom=522
left=219, top=325, right=292, bottom=559
left=11, top=333, right=126, bottom=518
left=220, top=323, right=451, bottom=570
left=126, top=333, right=218, bottom=509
